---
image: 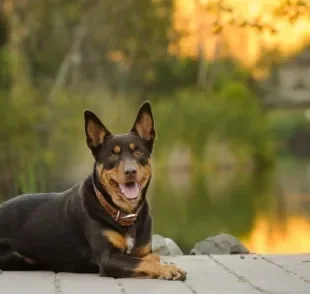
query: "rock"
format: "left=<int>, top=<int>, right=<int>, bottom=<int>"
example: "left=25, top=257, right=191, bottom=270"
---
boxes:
left=152, top=234, right=183, bottom=256
left=190, top=233, right=250, bottom=255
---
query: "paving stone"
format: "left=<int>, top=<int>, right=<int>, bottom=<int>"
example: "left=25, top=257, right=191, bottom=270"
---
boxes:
left=121, top=279, right=192, bottom=294
left=212, top=254, right=310, bottom=293
left=0, top=271, right=55, bottom=294
left=262, top=254, right=310, bottom=281
left=58, top=273, right=122, bottom=294
left=165, top=255, right=261, bottom=293
left=1, top=255, right=309, bottom=294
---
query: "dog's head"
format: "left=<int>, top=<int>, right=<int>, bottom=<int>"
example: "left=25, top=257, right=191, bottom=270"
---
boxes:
left=84, top=101, right=156, bottom=213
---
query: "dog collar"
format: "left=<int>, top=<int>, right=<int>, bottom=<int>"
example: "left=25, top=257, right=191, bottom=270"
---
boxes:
left=93, top=185, right=143, bottom=226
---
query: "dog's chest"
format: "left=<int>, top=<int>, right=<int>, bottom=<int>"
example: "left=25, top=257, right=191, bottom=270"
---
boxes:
left=125, top=235, right=135, bottom=255
left=102, top=228, right=136, bottom=255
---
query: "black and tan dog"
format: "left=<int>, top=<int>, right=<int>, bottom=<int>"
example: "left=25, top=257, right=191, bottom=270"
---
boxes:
left=0, top=101, right=186, bottom=280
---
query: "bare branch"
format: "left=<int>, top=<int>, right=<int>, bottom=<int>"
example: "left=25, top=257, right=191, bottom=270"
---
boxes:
left=47, top=25, right=87, bottom=102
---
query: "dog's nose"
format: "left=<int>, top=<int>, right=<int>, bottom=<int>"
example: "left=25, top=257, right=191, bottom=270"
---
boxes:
left=123, top=160, right=137, bottom=177
left=124, top=168, right=137, bottom=176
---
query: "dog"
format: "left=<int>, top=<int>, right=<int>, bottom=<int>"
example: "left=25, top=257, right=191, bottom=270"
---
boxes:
left=0, top=101, right=186, bottom=280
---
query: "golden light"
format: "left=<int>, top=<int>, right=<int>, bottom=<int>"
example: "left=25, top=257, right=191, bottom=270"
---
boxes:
left=242, top=215, right=310, bottom=253
left=172, top=0, right=310, bottom=70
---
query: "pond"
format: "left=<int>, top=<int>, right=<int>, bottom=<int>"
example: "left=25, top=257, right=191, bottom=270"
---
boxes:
left=149, top=156, right=310, bottom=254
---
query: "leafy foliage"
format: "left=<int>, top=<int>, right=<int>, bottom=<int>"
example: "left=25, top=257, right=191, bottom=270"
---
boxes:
left=153, top=80, right=274, bottom=169
left=2, top=0, right=308, bottom=198
left=204, top=0, right=310, bottom=34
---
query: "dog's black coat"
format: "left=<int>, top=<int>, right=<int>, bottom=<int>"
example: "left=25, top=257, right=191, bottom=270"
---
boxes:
left=0, top=102, right=154, bottom=277
left=0, top=101, right=187, bottom=280
left=0, top=175, right=151, bottom=275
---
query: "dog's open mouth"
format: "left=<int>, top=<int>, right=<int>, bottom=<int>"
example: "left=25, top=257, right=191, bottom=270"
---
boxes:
left=115, top=181, right=140, bottom=200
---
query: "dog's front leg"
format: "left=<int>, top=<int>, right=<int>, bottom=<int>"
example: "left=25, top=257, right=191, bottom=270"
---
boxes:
left=134, top=242, right=161, bottom=263
left=97, top=252, right=186, bottom=280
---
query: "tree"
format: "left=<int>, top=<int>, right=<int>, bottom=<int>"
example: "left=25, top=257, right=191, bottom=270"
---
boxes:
left=203, top=0, right=310, bottom=34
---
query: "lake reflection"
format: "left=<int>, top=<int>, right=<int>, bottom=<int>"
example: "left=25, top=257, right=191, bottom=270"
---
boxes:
left=149, top=156, right=310, bottom=254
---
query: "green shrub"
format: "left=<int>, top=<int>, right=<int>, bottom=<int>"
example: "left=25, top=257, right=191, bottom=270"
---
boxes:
left=153, top=82, right=275, bottom=170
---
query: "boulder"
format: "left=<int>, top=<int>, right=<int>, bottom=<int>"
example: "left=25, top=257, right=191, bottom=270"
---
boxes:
left=152, top=234, right=183, bottom=256
left=190, top=233, right=250, bottom=255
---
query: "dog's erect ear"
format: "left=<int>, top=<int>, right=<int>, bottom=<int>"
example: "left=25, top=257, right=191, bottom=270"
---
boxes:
left=84, top=110, right=111, bottom=151
left=130, top=101, right=156, bottom=148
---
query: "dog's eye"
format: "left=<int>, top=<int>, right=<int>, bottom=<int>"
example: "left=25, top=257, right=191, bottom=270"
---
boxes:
left=134, top=150, right=143, bottom=157
left=108, top=153, right=118, bottom=160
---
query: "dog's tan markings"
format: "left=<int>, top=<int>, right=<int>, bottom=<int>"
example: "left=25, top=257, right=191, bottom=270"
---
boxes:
left=87, top=121, right=107, bottom=147
left=103, top=230, right=126, bottom=250
left=129, top=143, right=136, bottom=151
left=97, top=159, right=147, bottom=213
left=135, top=242, right=151, bottom=257
left=138, top=158, right=152, bottom=190
left=135, top=243, right=161, bottom=263
left=98, top=168, right=138, bottom=213
left=113, top=145, right=121, bottom=153
left=97, top=157, right=152, bottom=213
left=135, top=113, right=155, bottom=141
left=96, top=163, right=104, bottom=175
left=144, top=254, right=161, bottom=263
left=133, top=259, right=186, bottom=280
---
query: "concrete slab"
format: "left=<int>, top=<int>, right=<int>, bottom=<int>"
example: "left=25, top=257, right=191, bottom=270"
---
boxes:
left=58, top=273, right=122, bottom=294
left=163, top=256, right=261, bottom=293
left=121, top=278, right=192, bottom=294
left=211, top=254, right=310, bottom=293
left=1, top=255, right=309, bottom=294
left=261, top=254, right=310, bottom=282
left=0, top=271, right=55, bottom=294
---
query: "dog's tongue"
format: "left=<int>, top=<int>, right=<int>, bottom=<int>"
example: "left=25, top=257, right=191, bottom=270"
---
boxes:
left=119, top=183, right=139, bottom=199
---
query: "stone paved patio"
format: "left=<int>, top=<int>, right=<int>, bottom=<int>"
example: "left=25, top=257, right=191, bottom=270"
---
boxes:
left=1, top=254, right=310, bottom=293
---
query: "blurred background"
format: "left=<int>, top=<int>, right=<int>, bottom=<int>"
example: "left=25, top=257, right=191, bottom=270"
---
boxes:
left=1, top=0, right=310, bottom=254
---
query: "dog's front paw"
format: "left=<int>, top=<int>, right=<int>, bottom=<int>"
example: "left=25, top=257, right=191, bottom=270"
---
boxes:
left=158, top=264, right=187, bottom=281
left=143, top=253, right=161, bottom=263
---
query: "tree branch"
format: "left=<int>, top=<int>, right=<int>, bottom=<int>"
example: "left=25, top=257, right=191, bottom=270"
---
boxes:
left=47, top=25, right=87, bottom=101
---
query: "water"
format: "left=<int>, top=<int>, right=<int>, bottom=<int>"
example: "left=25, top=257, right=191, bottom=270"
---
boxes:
left=149, top=156, right=310, bottom=254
